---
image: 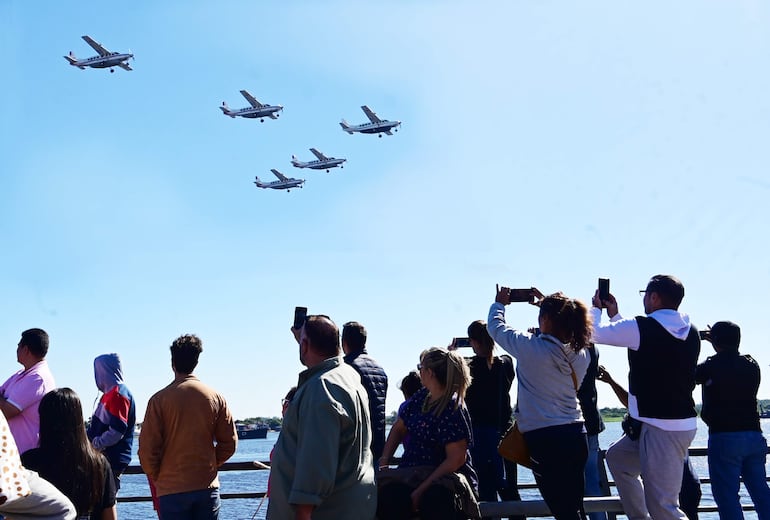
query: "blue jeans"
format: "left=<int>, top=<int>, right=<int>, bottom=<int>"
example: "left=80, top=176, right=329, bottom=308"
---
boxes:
left=159, top=488, right=221, bottom=520
left=708, top=430, right=770, bottom=520
left=584, top=434, right=607, bottom=520
left=471, top=425, right=505, bottom=501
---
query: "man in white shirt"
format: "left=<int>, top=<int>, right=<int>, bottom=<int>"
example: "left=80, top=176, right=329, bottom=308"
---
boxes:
left=591, top=275, right=699, bottom=520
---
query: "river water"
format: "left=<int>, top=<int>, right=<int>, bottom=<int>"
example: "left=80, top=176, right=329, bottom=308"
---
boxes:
left=117, top=419, right=770, bottom=519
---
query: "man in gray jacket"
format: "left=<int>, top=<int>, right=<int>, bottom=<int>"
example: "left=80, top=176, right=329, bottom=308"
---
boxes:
left=268, top=315, right=376, bottom=520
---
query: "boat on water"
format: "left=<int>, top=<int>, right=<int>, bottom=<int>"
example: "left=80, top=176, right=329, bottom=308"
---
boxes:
left=236, top=423, right=269, bottom=439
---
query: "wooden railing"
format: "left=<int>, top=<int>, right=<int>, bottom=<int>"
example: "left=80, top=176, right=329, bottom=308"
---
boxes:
left=118, top=447, right=769, bottom=517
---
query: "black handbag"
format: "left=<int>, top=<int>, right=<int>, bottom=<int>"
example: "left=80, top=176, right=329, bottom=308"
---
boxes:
left=621, top=413, right=644, bottom=441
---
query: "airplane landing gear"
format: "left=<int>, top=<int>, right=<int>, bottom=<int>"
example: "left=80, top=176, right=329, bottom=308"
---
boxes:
left=260, top=119, right=265, bottom=123
left=378, top=134, right=383, bottom=138
left=110, top=68, right=115, bottom=73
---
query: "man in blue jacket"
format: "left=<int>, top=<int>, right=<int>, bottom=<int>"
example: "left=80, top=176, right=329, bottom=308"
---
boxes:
left=87, top=353, right=136, bottom=490
left=342, top=321, right=388, bottom=463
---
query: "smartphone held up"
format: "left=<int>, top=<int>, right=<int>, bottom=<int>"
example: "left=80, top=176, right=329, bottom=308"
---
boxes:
left=293, top=306, right=307, bottom=330
left=597, top=278, right=610, bottom=308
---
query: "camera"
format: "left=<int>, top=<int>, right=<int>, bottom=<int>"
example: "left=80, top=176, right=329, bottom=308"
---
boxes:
left=699, top=329, right=711, bottom=341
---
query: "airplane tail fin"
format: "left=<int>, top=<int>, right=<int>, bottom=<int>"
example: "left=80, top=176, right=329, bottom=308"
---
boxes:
left=340, top=119, right=353, bottom=134
left=291, top=155, right=302, bottom=167
left=220, top=102, right=235, bottom=117
left=254, top=176, right=264, bottom=187
left=64, top=52, right=79, bottom=66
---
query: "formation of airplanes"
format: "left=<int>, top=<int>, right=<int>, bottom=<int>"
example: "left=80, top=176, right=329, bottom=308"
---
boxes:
left=254, top=170, right=304, bottom=192
left=64, top=36, right=401, bottom=193
left=341, top=106, right=401, bottom=137
left=291, top=148, right=347, bottom=173
left=220, top=90, right=283, bottom=122
left=64, top=36, right=133, bottom=73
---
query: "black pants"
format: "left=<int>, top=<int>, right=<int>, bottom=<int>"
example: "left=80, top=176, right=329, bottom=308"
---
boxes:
left=377, top=481, right=466, bottom=520
left=524, top=423, right=588, bottom=520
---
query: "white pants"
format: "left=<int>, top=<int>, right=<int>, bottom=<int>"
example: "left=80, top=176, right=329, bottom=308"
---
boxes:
left=606, top=423, right=696, bottom=520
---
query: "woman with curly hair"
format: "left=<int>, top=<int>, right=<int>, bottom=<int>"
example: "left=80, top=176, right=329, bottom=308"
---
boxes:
left=488, top=287, right=592, bottom=520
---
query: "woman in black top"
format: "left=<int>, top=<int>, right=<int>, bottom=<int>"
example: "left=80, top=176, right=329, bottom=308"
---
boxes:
left=22, top=388, right=117, bottom=520
left=461, top=320, right=521, bottom=507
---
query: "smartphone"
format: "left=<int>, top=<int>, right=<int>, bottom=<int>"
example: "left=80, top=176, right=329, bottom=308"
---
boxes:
left=699, top=329, right=711, bottom=341
left=598, top=278, right=610, bottom=302
left=509, top=288, right=534, bottom=302
left=454, top=337, right=472, bottom=348
left=293, top=306, right=307, bottom=330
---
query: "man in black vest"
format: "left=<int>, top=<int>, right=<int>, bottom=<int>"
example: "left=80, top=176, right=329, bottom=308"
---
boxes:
left=695, top=321, right=770, bottom=518
left=342, top=321, right=388, bottom=463
left=591, top=274, right=700, bottom=520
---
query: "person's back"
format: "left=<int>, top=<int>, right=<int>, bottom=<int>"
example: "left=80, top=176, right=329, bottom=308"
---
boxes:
left=695, top=321, right=770, bottom=519
left=21, top=388, right=116, bottom=520
left=88, top=353, right=136, bottom=487
left=139, top=334, right=237, bottom=519
left=268, top=315, right=376, bottom=520
left=342, top=321, right=388, bottom=462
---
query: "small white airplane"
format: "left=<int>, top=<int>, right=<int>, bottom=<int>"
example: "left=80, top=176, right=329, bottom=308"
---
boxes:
left=340, top=106, right=401, bottom=137
left=254, top=169, right=304, bottom=192
left=64, top=36, right=133, bottom=73
left=220, top=91, right=283, bottom=122
left=291, top=148, right=346, bottom=172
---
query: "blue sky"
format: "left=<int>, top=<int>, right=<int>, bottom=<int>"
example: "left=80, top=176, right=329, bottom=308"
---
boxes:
left=2, top=1, right=769, bottom=422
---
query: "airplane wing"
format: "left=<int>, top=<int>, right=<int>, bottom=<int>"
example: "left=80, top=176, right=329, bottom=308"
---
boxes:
left=271, top=169, right=289, bottom=181
left=361, top=105, right=382, bottom=123
left=118, top=62, right=133, bottom=71
left=240, top=90, right=263, bottom=108
left=82, top=35, right=110, bottom=56
left=384, top=129, right=393, bottom=135
left=309, top=148, right=328, bottom=161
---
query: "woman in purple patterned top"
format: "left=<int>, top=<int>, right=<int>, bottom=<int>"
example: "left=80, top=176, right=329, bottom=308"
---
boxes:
left=377, top=347, right=478, bottom=520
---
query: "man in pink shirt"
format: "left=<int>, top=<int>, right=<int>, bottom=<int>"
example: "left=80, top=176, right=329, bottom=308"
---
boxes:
left=0, top=328, right=56, bottom=454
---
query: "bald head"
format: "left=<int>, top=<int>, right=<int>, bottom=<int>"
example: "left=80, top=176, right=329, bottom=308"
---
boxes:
left=303, top=315, right=340, bottom=359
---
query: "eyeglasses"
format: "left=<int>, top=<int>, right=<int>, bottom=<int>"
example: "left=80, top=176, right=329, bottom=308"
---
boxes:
left=416, top=363, right=423, bottom=371
left=639, top=290, right=647, bottom=296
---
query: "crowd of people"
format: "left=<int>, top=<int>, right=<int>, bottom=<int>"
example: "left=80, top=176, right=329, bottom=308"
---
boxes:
left=1, top=273, right=769, bottom=520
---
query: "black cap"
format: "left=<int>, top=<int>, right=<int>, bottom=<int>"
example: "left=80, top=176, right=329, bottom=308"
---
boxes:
left=710, top=321, right=741, bottom=350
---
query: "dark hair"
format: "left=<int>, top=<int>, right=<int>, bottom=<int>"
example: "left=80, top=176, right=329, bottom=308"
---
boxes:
left=710, top=321, right=741, bottom=351
left=646, top=274, right=685, bottom=310
left=170, top=334, right=203, bottom=374
left=20, top=328, right=49, bottom=358
left=419, top=347, right=472, bottom=416
left=304, top=315, right=340, bottom=358
left=399, top=370, right=422, bottom=400
left=539, top=293, right=592, bottom=352
left=342, top=321, right=367, bottom=351
left=467, top=320, right=494, bottom=353
left=37, top=388, right=107, bottom=516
